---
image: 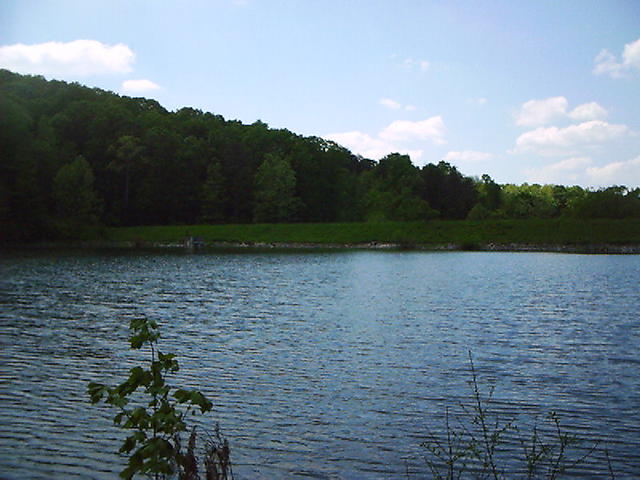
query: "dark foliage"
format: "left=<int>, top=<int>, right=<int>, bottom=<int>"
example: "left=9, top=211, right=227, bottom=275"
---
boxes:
left=0, top=69, right=636, bottom=241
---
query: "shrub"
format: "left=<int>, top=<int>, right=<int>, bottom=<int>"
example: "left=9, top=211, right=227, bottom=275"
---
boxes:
left=420, top=352, right=611, bottom=480
left=88, top=316, right=232, bottom=480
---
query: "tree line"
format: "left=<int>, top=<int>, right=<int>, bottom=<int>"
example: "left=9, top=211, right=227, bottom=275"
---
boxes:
left=1, top=69, right=639, bottom=241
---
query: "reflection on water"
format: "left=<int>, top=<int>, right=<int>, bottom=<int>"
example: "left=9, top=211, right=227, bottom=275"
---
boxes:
left=0, top=249, right=639, bottom=479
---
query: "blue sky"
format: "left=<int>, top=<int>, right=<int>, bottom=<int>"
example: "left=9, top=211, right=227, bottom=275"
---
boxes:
left=2, top=0, right=639, bottom=187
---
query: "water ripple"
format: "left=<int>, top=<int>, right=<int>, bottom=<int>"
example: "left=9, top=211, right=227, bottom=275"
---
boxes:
left=0, top=250, right=639, bottom=479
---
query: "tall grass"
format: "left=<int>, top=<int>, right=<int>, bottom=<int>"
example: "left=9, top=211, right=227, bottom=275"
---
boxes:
left=104, top=219, right=640, bottom=247
left=418, top=352, right=613, bottom=480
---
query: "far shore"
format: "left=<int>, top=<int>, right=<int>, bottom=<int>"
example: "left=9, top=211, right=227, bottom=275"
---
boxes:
left=3, top=219, right=640, bottom=254
left=7, top=240, right=640, bottom=254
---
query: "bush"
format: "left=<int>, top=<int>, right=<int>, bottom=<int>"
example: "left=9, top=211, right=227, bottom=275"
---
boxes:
left=420, top=352, right=612, bottom=480
left=88, top=316, right=232, bottom=479
left=466, top=204, right=490, bottom=221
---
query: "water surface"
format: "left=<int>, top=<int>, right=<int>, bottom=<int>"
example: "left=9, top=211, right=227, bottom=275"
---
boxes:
left=0, top=249, right=638, bottom=478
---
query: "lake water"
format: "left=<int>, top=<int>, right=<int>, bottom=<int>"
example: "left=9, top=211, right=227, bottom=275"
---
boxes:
left=0, top=249, right=639, bottom=479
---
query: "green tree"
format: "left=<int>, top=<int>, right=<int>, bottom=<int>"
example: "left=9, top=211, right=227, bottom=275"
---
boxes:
left=200, top=160, right=227, bottom=223
left=477, top=174, right=502, bottom=211
left=362, top=153, right=435, bottom=221
left=288, top=137, right=363, bottom=222
left=253, top=153, right=301, bottom=222
left=466, top=203, right=491, bottom=220
left=549, top=185, right=585, bottom=216
left=421, top=161, right=478, bottom=219
left=570, top=186, right=640, bottom=219
left=0, top=94, right=49, bottom=240
left=500, top=184, right=556, bottom=219
left=110, top=135, right=144, bottom=222
left=53, top=155, right=100, bottom=235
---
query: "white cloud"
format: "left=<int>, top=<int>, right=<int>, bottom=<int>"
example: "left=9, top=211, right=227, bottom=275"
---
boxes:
left=515, top=97, right=608, bottom=126
left=586, top=155, right=640, bottom=186
left=325, top=116, right=446, bottom=162
left=324, top=130, right=423, bottom=161
left=469, top=97, right=488, bottom=106
left=323, top=131, right=389, bottom=159
left=443, top=150, right=493, bottom=163
left=512, top=120, right=631, bottom=156
left=593, top=49, right=623, bottom=78
left=121, top=79, right=161, bottom=94
left=380, top=98, right=418, bottom=111
left=380, top=98, right=402, bottom=110
left=622, top=38, right=640, bottom=69
left=568, top=102, right=608, bottom=122
left=525, top=155, right=640, bottom=187
left=593, top=37, right=640, bottom=78
left=402, top=57, right=430, bottom=72
left=525, top=157, right=593, bottom=184
left=0, top=40, right=134, bottom=76
left=515, top=97, right=568, bottom=127
left=379, top=116, right=446, bottom=144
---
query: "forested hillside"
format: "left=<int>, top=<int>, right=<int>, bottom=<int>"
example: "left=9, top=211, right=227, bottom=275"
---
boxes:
left=1, top=69, right=639, bottom=241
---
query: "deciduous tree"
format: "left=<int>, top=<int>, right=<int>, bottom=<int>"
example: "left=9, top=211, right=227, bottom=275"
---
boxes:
left=253, top=153, right=301, bottom=222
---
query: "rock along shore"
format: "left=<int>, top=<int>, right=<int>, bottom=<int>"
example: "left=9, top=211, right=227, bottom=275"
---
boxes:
left=29, top=240, right=639, bottom=254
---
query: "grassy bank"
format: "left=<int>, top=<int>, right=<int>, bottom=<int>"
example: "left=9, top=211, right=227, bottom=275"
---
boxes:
left=104, top=219, right=640, bottom=248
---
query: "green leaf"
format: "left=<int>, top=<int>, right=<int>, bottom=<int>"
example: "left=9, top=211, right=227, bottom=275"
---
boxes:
left=119, top=434, right=138, bottom=454
left=129, top=333, right=146, bottom=349
left=129, top=316, right=160, bottom=348
left=120, top=451, right=144, bottom=480
left=130, top=406, right=150, bottom=427
left=191, top=391, right=213, bottom=413
left=157, top=351, right=175, bottom=362
left=114, top=412, right=125, bottom=426
left=158, top=351, right=180, bottom=372
left=174, top=389, right=191, bottom=403
left=119, top=465, right=136, bottom=480
left=106, top=389, right=129, bottom=408
left=87, top=382, right=107, bottom=404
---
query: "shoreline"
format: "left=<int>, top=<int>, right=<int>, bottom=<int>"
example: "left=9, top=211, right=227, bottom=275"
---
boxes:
left=6, top=240, right=640, bottom=254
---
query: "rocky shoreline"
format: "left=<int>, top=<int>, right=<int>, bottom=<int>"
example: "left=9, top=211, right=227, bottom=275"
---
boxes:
left=479, top=242, right=640, bottom=254
left=202, top=241, right=640, bottom=253
left=18, top=240, right=638, bottom=254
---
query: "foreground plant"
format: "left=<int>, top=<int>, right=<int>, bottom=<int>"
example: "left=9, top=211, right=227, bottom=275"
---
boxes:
left=88, top=316, right=232, bottom=479
left=421, top=352, right=608, bottom=480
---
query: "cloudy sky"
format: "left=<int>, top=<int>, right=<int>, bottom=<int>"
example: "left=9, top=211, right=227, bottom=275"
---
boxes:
left=1, top=0, right=639, bottom=187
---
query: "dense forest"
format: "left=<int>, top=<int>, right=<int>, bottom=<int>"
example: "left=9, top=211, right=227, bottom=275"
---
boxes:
left=1, top=69, right=639, bottom=241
